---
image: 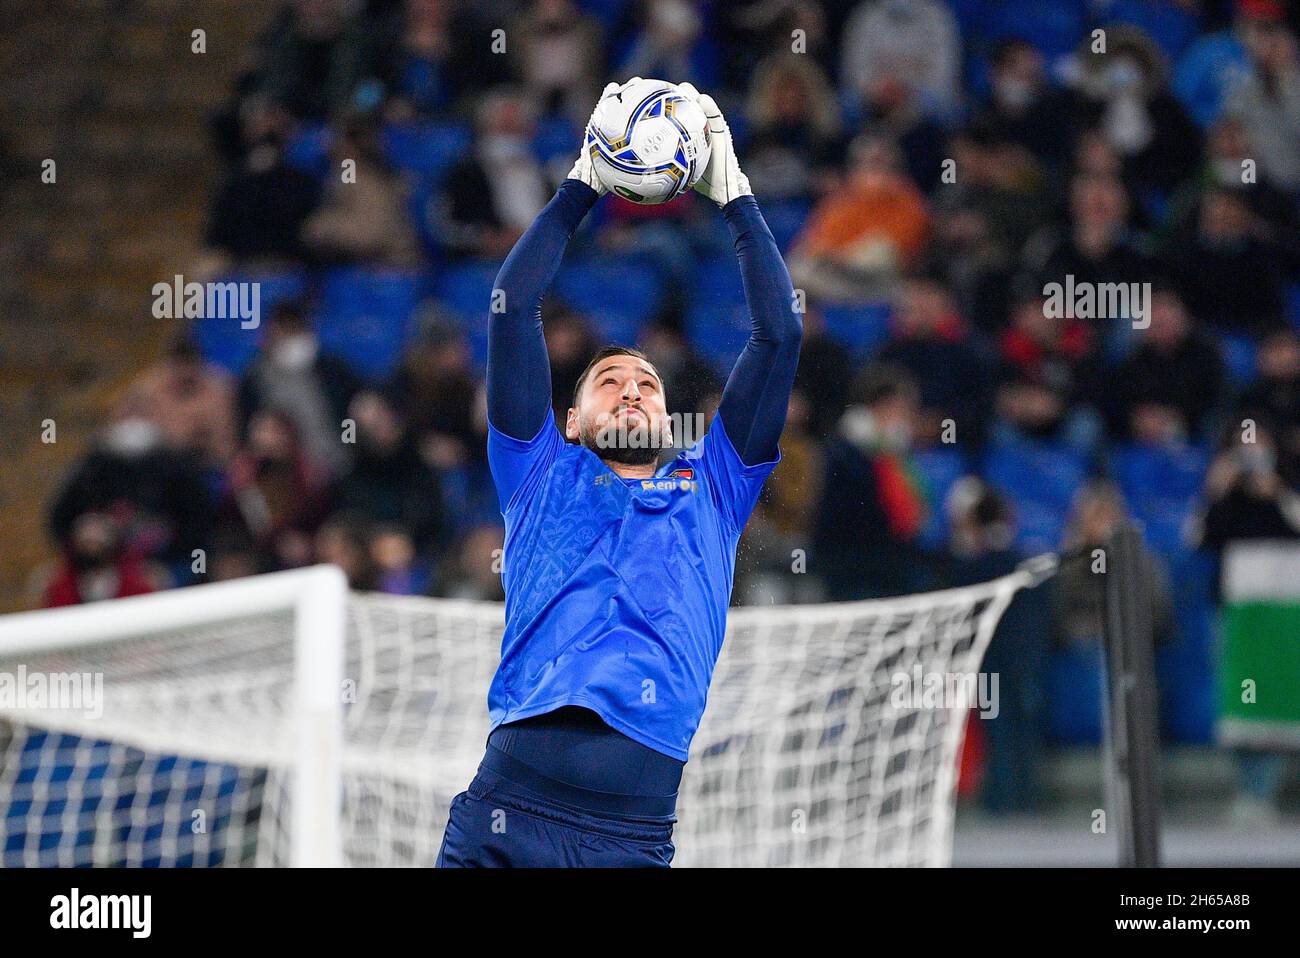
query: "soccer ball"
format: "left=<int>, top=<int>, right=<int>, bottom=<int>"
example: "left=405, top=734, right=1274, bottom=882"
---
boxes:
left=586, top=77, right=711, bottom=204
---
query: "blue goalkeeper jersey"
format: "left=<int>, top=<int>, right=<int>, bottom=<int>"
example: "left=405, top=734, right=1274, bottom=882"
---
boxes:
left=485, top=409, right=779, bottom=761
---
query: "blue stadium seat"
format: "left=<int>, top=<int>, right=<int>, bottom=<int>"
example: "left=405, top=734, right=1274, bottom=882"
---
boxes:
left=554, top=258, right=664, bottom=346
left=760, top=197, right=812, bottom=252
left=1100, top=1, right=1200, bottom=64
left=982, top=438, right=1089, bottom=556
left=533, top=115, right=580, bottom=166
left=1046, top=644, right=1105, bottom=745
left=685, top=302, right=753, bottom=374
left=317, top=267, right=422, bottom=381
left=1157, top=550, right=1216, bottom=744
left=435, top=260, right=501, bottom=370
left=283, top=122, right=332, bottom=179
left=1216, top=330, right=1258, bottom=389
left=435, top=260, right=499, bottom=317
left=912, top=444, right=970, bottom=550
left=1108, top=442, right=1211, bottom=559
left=820, top=302, right=892, bottom=359
left=382, top=120, right=472, bottom=182
left=951, top=0, right=1089, bottom=96
left=193, top=269, right=309, bottom=375
left=691, top=254, right=745, bottom=308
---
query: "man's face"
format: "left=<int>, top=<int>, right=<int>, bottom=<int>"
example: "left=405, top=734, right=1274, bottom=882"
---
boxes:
left=566, top=355, right=671, bottom=465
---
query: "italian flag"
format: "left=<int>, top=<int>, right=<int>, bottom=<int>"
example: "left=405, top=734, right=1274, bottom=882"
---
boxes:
left=1217, top=541, right=1300, bottom=749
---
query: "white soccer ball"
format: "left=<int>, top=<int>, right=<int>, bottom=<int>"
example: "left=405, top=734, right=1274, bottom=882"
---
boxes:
left=586, top=77, right=711, bottom=204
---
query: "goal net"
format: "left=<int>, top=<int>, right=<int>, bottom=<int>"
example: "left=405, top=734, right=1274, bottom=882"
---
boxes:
left=0, top=561, right=1048, bottom=867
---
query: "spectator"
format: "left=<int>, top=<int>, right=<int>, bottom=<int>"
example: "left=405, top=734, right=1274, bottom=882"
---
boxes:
left=789, top=133, right=930, bottom=302
left=1237, top=329, right=1300, bottom=483
left=218, top=408, right=332, bottom=570
left=840, top=0, right=961, bottom=121
left=1108, top=285, right=1227, bottom=444
left=48, top=405, right=216, bottom=574
left=542, top=307, right=600, bottom=425
left=1196, top=420, right=1300, bottom=557
left=1222, top=2, right=1300, bottom=190
left=387, top=311, right=482, bottom=467
left=440, top=87, right=549, bottom=260
left=124, top=333, right=239, bottom=468
left=792, top=306, right=854, bottom=441
left=637, top=321, right=721, bottom=430
left=618, top=0, right=720, bottom=89
left=1069, top=25, right=1202, bottom=195
left=736, top=389, right=825, bottom=604
left=944, top=478, right=1050, bottom=815
left=878, top=276, right=993, bottom=449
left=813, top=363, right=931, bottom=599
left=371, top=523, right=435, bottom=595
left=742, top=53, right=846, bottom=201
left=976, top=38, right=1077, bottom=173
left=993, top=291, right=1103, bottom=450
left=433, top=524, right=506, bottom=600
left=1194, top=420, right=1300, bottom=824
left=1051, top=481, right=1175, bottom=731
left=509, top=0, right=604, bottom=119
left=43, top=512, right=161, bottom=607
left=300, top=114, right=422, bottom=267
left=331, top=390, right=448, bottom=555
left=1172, top=0, right=1260, bottom=128
left=1162, top=116, right=1300, bottom=248
left=1165, top=186, right=1292, bottom=336
left=239, top=301, right=364, bottom=478
left=315, top=512, right=382, bottom=590
left=254, top=0, right=390, bottom=122
left=384, top=0, right=457, bottom=119
left=1022, top=171, right=1157, bottom=346
left=203, top=98, right=323, bottom=268
left=930, top=123, right=1051, bottom=333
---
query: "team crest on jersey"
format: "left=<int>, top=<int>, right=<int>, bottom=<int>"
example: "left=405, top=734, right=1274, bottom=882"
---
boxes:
left=640, top=468, right=700, bottom=493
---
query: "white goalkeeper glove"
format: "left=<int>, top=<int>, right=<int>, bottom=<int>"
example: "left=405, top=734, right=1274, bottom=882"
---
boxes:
left=568, top=79, right=642, bottom=195
left=677, top=82, right=752, bottom=207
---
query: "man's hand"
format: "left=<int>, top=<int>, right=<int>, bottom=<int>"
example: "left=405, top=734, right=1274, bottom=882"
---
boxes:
left=677, top=83, right=752, bottom=207
left=568, top=79, right=641, bottom=194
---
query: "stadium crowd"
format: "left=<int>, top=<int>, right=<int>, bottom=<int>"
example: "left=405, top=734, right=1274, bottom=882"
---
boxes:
left=39, top=0, right=1300, bottom=815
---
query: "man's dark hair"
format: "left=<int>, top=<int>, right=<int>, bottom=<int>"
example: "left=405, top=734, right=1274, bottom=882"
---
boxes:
left=571, top=345, right=657, bottom=408
left=849, top=361, right=919, bottom=408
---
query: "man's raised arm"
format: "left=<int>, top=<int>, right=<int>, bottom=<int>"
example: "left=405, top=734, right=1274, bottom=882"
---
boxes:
left=682, top=86, right=803, bottom=466
left=486, top=91, right=612, bottom=441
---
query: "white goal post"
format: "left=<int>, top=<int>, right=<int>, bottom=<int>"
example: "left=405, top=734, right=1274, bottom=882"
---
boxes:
left=0, top=558, right=1053, bottom=867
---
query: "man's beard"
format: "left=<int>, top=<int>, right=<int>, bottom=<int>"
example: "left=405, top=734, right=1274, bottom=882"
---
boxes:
left=579, top=413, right=670, bottom=466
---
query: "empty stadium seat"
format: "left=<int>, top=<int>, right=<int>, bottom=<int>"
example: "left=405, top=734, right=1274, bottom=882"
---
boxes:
left=1217, top=330, right=1258, bottom=389
left=759, top=197, right=812, bottom=252
left=317, top=267, right=422, bottom=381
left=1108, top=442, right=1211, bottom=558
left=982, top=438, right=1089, bottom=556
left=382, top=120, right=472, bottom=182
left=820, top=302, right=892, bottom=359
left=554, top=258, right=664, bottom=346
left=685, top=302, right=753, bottom=374
left=283, top=122, right=332, bottom=179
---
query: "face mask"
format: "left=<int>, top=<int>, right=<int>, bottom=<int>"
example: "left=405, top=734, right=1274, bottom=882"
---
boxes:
left=995, top=77, right=1036, bottom=111
left=1106, top=59, right=1143, bottom=94
left=480, top=135, right=529, bottom=164
left=1212, top=158, right=1246, bottom=185
left=272, top=333, right=318, bottom=370
left=104, top=417, right=162, bottom=456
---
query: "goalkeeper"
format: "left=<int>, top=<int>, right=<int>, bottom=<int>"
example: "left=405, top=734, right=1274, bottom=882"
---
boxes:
left=436, top=83, right=802, bottom=867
